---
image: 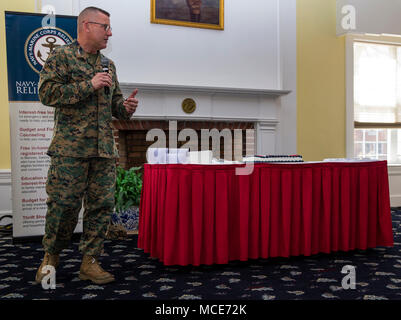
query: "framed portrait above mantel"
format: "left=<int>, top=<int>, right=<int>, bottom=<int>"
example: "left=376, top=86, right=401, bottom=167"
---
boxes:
left=151, top=0, right=224, bottom=30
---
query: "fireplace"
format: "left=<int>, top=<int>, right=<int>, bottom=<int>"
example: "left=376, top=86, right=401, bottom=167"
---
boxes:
left=113, top=119, right=255, bottom=169
left=115, top=82, right=291, bottom=169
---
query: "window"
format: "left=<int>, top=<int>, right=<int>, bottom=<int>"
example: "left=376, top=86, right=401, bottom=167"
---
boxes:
left=353, top=41, right=401, bottom=164
left=354, top=128, right=401, bottom=163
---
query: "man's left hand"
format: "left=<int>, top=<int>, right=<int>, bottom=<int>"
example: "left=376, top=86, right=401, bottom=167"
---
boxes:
left=123, top=88, right=139, bottom=115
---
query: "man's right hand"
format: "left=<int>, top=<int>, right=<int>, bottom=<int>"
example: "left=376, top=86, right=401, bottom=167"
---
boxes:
left=91, top=72, right=112, bottom=90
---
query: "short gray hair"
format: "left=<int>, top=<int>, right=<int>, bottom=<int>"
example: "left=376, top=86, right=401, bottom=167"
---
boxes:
left=77, top=6, right=110, bottom=31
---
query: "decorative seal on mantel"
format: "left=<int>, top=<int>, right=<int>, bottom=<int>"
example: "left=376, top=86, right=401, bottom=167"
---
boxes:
left=182, top=98, right=196, bottom=114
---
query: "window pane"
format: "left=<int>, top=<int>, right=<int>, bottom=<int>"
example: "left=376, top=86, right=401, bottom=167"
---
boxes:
left=378, top=142, right=387, bottom=155
left=354, top=43, right=396, bottom=108
left=354, top=142, right=363, bottom=157
left=365, top=130, right=377, bottom=142
left=354, top=41, right=401, bottom=123
left=378, top=130, right=387, bottom=141
left=365, top=143, right=377, bottom=156
left=354, top=129, right=363, bottom=141
left=353, top=128, right=401, bottom=164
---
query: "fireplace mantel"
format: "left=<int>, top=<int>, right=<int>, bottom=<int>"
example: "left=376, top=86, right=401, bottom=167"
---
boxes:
left=120, top=83, right=291, bottom=97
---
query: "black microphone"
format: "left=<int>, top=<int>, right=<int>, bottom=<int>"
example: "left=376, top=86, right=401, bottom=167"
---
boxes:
left=100, top=56, right=110, bottom=95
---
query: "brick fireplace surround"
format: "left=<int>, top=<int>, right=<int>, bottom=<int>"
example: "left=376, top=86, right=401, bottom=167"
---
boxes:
left=112, top=119, right=255, bottom=169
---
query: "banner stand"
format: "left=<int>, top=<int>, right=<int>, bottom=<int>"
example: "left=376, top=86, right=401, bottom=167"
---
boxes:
left=5, top=11, right=81, bottom=240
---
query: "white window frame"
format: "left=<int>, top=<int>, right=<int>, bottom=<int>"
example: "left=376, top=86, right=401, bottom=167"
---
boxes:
left=345, top=34, right=401, bottom=164
left=346, top=34, right=401, bottom=206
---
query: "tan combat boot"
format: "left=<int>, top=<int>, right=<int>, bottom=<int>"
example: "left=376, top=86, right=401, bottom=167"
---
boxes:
left=79, top=255, right=115, bottom=284
left=35, top=252, right=59, bottom=284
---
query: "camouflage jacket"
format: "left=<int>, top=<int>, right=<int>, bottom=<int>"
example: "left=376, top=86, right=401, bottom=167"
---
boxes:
left=38, top=40, right=130, bottom=158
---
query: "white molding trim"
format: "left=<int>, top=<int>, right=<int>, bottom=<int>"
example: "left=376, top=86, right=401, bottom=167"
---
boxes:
left=120, top=83, right=291, bottom=97
left=391, top=196, right=401, bottom=207
left=256, top=121, right=279, bottom=155
left=389, top=165, right=401, bottom=207
left=345, top=34, right=355, bottom=158
left=257, top=120, right=279, bottom=129
left=132, top=116, right=278, bottom=123
left=389, top=165, right=401, bottom=175
left=0, top=169, right=11, bottom=186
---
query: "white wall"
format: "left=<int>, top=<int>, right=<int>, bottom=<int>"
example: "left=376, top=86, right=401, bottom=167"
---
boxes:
left=41, top=0, right=284, bottom=90
left=389, top=166, right=401, bottom=207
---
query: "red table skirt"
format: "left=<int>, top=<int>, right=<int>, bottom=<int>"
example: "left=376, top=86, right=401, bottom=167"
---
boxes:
left=137, top=161, right=394, bottom=266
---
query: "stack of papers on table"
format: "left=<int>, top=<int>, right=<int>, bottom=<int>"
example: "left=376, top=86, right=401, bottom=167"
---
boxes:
left=147, top=148, right=189, bottom=164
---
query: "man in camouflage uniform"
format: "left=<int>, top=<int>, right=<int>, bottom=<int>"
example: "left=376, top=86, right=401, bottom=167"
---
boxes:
left=35, top=6, right=138, bottom=285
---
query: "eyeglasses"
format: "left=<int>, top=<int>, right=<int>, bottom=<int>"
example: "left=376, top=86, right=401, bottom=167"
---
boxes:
left=87, top=21, right=112, bottom=32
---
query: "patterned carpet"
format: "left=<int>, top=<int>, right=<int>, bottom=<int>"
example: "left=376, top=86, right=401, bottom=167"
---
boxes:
left=0, top=208, right=401, bottom=301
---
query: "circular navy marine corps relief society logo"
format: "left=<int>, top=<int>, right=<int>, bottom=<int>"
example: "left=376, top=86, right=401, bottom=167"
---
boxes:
left=24, top=27, right=73, bottom=73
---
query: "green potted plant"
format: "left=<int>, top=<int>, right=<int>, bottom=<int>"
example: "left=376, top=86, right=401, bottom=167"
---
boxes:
left=110, top=166, right=143, bottom=235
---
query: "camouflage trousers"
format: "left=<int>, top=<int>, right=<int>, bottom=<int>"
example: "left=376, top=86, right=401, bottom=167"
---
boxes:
left=42, top=156, right=116, bottom=256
